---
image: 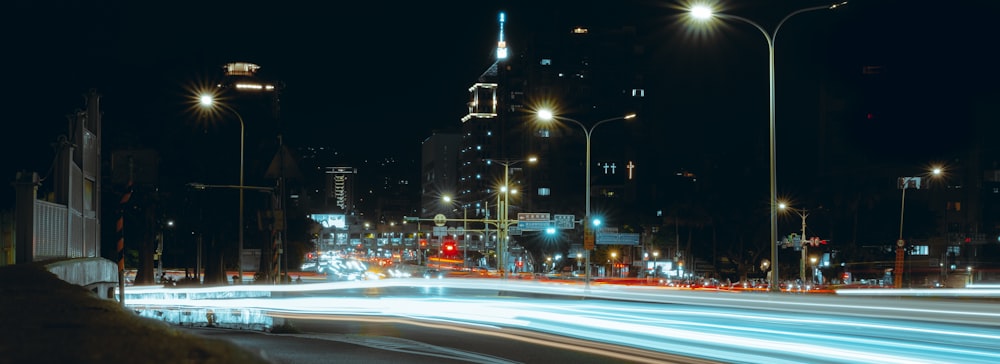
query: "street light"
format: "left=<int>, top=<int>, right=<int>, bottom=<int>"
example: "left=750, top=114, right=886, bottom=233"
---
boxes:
left=198, top=94, right=246, bottom=283
left=779, top=203, right=810, bottom=283
left=689, top=2, right=847, bottom=292
left=610, top=252, right=617, bottom=277
left=896, top=166, right=944, bottom=288
left=536, top=109, right=636, bottom=290
left=653, top=251, right=660, bottom=276
left=489, top=157, right=538, bottom=278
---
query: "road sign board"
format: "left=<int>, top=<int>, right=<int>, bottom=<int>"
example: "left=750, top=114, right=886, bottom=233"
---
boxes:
left=554, top=214, right=575, bottom=229
left=434, top=214, right=447, bottom=226
left=596, top=232, right=641, bottom=246
left=508, top=226, right=522, bottom=235
left=517, top=212, right=550, bottom=221
left=517, top=221, right=553, bottom=231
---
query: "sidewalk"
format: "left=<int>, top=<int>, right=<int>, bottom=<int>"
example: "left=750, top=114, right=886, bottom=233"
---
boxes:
left=0, top=262, right=272, bottom=364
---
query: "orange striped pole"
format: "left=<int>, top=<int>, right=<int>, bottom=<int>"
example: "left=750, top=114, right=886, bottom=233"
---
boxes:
left=117, top=162, right=133, bottom=305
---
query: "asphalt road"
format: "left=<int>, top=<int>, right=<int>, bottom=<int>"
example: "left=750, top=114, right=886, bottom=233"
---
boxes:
left=176, top=317, right=704, bottom=364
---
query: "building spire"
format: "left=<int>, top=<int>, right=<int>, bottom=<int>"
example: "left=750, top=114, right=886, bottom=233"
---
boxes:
left=496, top=12, right=508, bottom=60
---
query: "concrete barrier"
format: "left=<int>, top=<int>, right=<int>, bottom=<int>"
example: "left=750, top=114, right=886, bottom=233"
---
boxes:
left=44, top=257, right=119, bottom=300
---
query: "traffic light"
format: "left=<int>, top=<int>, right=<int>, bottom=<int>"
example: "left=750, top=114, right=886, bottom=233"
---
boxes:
left=419, top=239, right=428, bottom=249
left=442, top=239, right=458, bottom=256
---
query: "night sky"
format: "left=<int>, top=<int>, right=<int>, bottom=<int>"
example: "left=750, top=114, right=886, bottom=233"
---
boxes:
left=3, top=0, right=998, bottom=211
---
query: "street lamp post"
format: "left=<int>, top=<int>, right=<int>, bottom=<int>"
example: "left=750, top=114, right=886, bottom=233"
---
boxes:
left=610, top=252, right=617, bottom=278
left=537, top=110, right=636, bottom=290
left=491, top=157, right=536, bottom=278
left=198, top=95, right=245, bottom=283
left=896, top=166, right=943, bottom=288
left=690, top=2, right=846, bottom=292
left=653, top=251, right=659, bottom=270
left=779, top=203, right=810, bottom=284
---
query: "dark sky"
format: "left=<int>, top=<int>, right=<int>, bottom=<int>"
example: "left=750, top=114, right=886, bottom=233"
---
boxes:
left=3, top=0, right=998, bottom=209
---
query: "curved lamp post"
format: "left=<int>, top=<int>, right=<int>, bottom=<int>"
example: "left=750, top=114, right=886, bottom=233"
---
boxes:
left=896, top=166, right=943, bottom=288
left=198, top=95, right=245, bottom=283
left=536, top=109, right=636, bottom=290
left=689, top=2, right=847, bottom=291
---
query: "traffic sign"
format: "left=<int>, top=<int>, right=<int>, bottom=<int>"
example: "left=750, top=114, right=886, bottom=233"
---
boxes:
left=434, top=214, right=447, bottom=226
left=508, top=226, right=522, bottom=235
left=518, top=212, right=550, bottom=221
left=596, top=232, right=640, bottom=246
left=517, top=221, right=553, bottom=231
left=554, top=214, right=575, bottom=229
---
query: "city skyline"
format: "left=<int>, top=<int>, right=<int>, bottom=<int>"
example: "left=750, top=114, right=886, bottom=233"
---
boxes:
left=5, top=1, right=997, bottom=225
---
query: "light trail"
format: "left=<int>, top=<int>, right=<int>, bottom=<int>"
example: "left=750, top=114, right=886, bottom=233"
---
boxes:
left=126, top=279, right=1000, bottom=363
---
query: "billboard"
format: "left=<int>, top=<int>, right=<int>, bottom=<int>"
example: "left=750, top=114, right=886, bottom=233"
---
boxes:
left=311, top=214, right=346, bottom=229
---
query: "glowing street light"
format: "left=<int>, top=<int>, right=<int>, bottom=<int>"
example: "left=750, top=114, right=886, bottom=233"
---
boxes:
left=779, top=203, right=812, bottom=283
left=689, top=2, right=847, bottom=291
left=896, top=165, right=945, bottom=288
left=198, top=94, right=246, bottom=283
left=537, top=109, right=635, bottom=289
left=489, top=157, right=537, bottom=277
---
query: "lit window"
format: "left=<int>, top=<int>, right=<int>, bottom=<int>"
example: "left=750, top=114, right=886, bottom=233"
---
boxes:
left=538, top=129, right=550, bottom=138
left=537, top=187, right=550, bottom=196
left=540, top=59, right=552, bottom=65
left=912, top=245, right=929, bottom=255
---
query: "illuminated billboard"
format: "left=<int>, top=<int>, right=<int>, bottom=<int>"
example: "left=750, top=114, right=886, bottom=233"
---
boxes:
left=311, top=214, right=346, bottom=229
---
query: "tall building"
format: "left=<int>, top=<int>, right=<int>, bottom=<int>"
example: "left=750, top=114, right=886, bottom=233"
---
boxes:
left=421, top=131, right=461, bottom=217
left=449, top=9, right=647, bottom=263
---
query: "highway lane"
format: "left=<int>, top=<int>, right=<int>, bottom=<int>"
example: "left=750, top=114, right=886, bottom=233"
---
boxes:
left=129, top=279, right=1000, bottom=363
left=176, top=317, right=701, bottom=364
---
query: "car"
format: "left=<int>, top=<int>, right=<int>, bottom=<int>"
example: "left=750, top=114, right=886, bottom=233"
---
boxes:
left=423, top=269, right=445, bottom=279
